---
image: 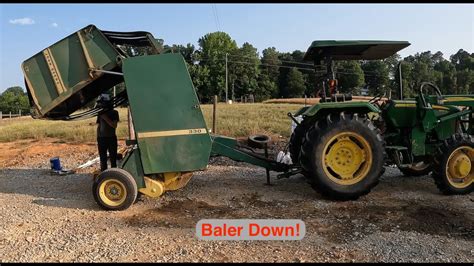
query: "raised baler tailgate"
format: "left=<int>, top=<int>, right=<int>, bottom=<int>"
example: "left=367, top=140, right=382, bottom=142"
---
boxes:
left=122, top=54, right=212, bottom=174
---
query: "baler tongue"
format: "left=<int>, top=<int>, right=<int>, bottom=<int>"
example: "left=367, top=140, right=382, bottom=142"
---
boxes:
left=21, top=24, right=161, bottom=120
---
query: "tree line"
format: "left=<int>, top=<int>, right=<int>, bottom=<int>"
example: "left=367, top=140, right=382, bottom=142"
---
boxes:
left=166, top=32, right=473, bottom=103
left=2, top=31, right=473, bottom=113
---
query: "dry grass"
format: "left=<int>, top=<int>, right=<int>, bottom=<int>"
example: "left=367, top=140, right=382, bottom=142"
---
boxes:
left=0, top=103, right=304, bottom=143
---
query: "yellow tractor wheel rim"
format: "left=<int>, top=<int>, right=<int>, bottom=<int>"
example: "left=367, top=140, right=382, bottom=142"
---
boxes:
left=99, top=179, right=127, bottom=207
left=322, top=132, right=372, bottom=185
left=446, top=146, right=473, bottom=189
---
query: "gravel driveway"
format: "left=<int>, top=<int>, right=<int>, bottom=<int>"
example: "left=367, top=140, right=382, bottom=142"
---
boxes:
left=0, top=141, right=473, bottom=262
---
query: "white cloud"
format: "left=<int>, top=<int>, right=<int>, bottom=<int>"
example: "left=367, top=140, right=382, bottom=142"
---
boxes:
left=9, top=17, right=35, bottom=25
left=51, top=22, right=58, bottom=28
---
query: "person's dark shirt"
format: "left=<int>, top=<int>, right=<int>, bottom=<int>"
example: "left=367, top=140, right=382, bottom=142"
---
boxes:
left=96, top=109, right=119, bottom=138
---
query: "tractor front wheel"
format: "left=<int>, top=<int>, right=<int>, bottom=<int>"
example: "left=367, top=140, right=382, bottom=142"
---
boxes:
left=92, top=168, right=138, bottom=211
left=432, top=134, right=473, bottom=195
left=299, top=112, right=385, bottom=200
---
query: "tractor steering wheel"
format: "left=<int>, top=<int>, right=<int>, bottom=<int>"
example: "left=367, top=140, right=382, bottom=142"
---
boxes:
left=418, top=82, right=443, bottom=108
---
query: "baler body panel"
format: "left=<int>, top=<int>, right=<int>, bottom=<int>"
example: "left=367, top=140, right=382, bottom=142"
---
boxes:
left=122, top=54, right=212, bottom=174
left=22, top=24, right=161, bottom=119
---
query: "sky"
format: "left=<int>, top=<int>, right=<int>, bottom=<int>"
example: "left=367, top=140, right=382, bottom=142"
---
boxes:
left=0, top=3, right=473, bottom=92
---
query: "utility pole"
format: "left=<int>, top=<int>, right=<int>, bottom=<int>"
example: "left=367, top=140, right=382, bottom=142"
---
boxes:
left=232, top=82, right=235, bottom=102
left=225, top=53, right=228, bottom=103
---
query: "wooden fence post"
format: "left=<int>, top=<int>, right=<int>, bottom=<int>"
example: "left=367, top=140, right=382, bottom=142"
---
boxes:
left=212, top=95, right=217, bottom=134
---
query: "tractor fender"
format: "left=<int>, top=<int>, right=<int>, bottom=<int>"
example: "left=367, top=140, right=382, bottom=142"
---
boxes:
left=301, top=101, right=381, bottom=118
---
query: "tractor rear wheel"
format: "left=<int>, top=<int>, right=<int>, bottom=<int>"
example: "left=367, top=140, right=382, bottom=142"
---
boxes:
left=289, top=122, right=308, bottom=164
left=432, top=134, right=473, bottom=195
left=299, top=112, right=385, bottom=200
left=92, top=168, right=138, bottom=211
left=398, top=161, right=432, bottom=177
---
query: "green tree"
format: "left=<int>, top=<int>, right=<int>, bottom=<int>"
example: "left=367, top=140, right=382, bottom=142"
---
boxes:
left=450, top=49, right=473, bottom=71
left=450, top=49, right=474, bottom=94
left=166, top=43, right=196, bottom=65
left=336, top=61, right=365, bottom=93
left=277, top=52, right=294, bottom=97
left=0, top=86, right=30, bottom=114
left=229, top=42, right=260, bottom=99
left=285, top=68, right=306, bottom=98
left=196, top=32, right=238, bottom=102
left=259, top=47, right=281, bottom=99
left=361, top=60, right=389, bottom=95
left=434, top=58, right=457, bottom=94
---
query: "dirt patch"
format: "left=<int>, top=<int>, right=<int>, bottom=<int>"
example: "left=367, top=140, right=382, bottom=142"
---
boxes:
left=0, top=138, right=125, bottom=171
left=323, top=201, right=473, bottom=244
left=125, top=199, right=242, bottom=229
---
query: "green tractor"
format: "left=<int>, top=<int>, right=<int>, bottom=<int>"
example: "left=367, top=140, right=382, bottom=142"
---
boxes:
left=288, top=40, right=474, bottom=199
left=22, top=25, right=473, bottom=210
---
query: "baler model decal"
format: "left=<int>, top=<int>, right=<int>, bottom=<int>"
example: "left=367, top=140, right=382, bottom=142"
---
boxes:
left=137, top=128, right=208, bottom=138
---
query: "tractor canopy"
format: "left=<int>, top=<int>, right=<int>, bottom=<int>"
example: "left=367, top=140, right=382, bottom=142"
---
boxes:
left=303, top=40, right=411, bottom=62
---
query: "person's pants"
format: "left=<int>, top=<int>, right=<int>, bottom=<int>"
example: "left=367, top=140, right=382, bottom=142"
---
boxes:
left=97, top=137, right=118, bottom=171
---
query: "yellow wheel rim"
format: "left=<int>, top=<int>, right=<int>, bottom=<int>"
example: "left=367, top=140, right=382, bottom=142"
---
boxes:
left=322, top=132, right=372, bottom=185
left=99, top=179, right=127, bottom=207
left=445, top=146, right=473, bottom=189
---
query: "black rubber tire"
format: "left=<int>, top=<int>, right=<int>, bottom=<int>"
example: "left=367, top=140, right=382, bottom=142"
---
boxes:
left=248, top=134, right=271, bottom=149
left=92, top=168, right=138, bottom=211
left=432, top=133, right=473, bottom=195
left=289, top=123, right=308, bottom=164
left=135, top=192, right=144, bottom=204
left=398, top=162, right=432, bottom=177
left=299, top=112, right=386, bottom=200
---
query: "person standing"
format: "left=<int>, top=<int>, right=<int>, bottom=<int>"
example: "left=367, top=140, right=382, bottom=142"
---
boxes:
left=96, top=94, right=120, bottom=171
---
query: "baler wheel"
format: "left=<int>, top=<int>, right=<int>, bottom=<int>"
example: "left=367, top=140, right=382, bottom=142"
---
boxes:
left=299, top=112, right=385, bottom=200
left=432, top=134, right=473, bottom=195
left=93, top=168, right=138, bottom=211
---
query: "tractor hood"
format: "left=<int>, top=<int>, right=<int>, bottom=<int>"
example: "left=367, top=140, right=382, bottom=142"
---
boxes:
left=303, top=40, right=410, bottom=62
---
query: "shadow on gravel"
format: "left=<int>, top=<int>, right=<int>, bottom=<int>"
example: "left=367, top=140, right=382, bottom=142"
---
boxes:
left=0, top=168, right=98, bottom=210
left=325, top=201, right=474, bottom=243
left=124, top=194, right=474, bottom=244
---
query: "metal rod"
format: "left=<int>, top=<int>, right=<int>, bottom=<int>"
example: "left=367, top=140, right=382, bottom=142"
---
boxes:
left=128, top=107, right=135, bottom=140
left=398, top=62, right=403, bottom=100
left=212, top=95, right=217, bottom=134
left=225, top=53, right=228, bottom=103
left=264, top=143, right=271, bottom=185
left=90, top=69, right=124, bottom=76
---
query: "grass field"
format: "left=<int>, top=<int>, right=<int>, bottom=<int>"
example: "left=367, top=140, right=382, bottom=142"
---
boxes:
left=0, top=103, right=304, bottom=143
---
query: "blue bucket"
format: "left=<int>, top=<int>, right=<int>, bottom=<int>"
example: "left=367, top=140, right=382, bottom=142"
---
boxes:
left=50, top=157, right=62, bottom=171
